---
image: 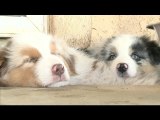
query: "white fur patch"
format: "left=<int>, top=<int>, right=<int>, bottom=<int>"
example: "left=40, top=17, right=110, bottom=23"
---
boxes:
left=109, top=35, right=139, bottom=77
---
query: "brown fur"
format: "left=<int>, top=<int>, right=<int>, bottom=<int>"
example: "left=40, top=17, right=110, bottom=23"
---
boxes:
left=0, top=47, right=42, bottom=87
left=2, top=67, right=41, bottom=87
left=61, top=55, right=77, bottom=76
left=141, top=63, right=157, bottom=73
left=50, top=42, right=57, bottom=54
left=21, top=47, right=41, bottom=58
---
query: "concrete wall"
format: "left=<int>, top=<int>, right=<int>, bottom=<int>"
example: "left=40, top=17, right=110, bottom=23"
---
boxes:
left=49, top=15, right=160, bottom=48
left=48, top=15, right=92, bottom=48
left=91, top=15, right=160, bottom=47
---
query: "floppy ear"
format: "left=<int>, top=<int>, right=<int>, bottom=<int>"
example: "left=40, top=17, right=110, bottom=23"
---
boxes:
left=79, top=47, right=106, bottom=60
left=146, top=40, right=160, bottom=65
left=139, top=35, right=160, bottom=65
left=79, top=37, right=116, bottom=61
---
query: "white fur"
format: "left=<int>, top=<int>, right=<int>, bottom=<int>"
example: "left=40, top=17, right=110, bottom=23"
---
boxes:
left=109, top=35, right=138, bottom=78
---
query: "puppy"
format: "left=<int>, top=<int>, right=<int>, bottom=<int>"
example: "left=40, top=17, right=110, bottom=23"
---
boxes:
left=0, top=32, right=112, bottom=87
left=0, top=33, right=71, bottom=87
left=80, top=35, right=160, bottom=85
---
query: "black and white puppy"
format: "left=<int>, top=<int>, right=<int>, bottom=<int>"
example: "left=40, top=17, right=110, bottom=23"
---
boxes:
left=82, top=35, right=160, bottom=85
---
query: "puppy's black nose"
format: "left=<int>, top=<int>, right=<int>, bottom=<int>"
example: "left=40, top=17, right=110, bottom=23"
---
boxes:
left=52, top=64, right=64, bottom=76
left=117, top=63, right=128, bottom=73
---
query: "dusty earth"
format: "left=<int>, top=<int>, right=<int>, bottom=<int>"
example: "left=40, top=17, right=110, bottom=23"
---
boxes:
left=1, top=85, right=160, bottom=105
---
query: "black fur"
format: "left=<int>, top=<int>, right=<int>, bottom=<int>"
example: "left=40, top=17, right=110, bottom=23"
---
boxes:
left=131, top=36, right=149, bottom=63
left=140, top=36, right=160, bottom=65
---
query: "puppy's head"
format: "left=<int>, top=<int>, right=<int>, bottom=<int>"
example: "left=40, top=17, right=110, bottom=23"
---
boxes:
left=89, top=35, right=160, bottom=79
left=0, top=33, right=72, bottom=87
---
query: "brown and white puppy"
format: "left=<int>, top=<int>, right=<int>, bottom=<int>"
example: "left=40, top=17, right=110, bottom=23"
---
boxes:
left=0, top=33, right=72, bottom=87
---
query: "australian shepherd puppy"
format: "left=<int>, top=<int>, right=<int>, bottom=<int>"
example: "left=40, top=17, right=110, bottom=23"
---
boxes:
left=81, top=35, right=160, bottom=85
left=0, top=33, right=160, bottom=87
left=0, top=33, right=71, bottom=87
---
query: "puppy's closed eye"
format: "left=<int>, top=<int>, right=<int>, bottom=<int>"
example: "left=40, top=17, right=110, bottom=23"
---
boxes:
left=24, top=57, right=39, bottom=63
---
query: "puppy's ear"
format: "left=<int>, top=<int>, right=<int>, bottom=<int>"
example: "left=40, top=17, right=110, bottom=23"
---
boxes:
left=0, top=49, right=8, bottom=77
left=146, top=40, right=160, bottom=65
left=80, top=47, right=105, bottom=60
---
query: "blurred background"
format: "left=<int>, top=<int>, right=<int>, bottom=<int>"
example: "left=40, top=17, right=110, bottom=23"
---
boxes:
left=0, top=15, right=159, bottom=48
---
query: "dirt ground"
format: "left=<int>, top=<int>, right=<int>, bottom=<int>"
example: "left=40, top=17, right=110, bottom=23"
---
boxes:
left=1, top=85, right=160, bottom=105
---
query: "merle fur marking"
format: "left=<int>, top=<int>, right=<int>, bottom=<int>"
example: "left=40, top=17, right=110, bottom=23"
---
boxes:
left=82, top=35, right=160, bottom=65
left=139, top=36, right=160, bottom=65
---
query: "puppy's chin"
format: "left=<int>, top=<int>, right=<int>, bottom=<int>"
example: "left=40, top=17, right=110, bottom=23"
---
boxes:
left=52, top=74, right=68, bottom=82
left=117, top=72, right=129, bottom=78
left=116, top=72, right=136, bottom=79
left=43, top=74, right=69, bottom=87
